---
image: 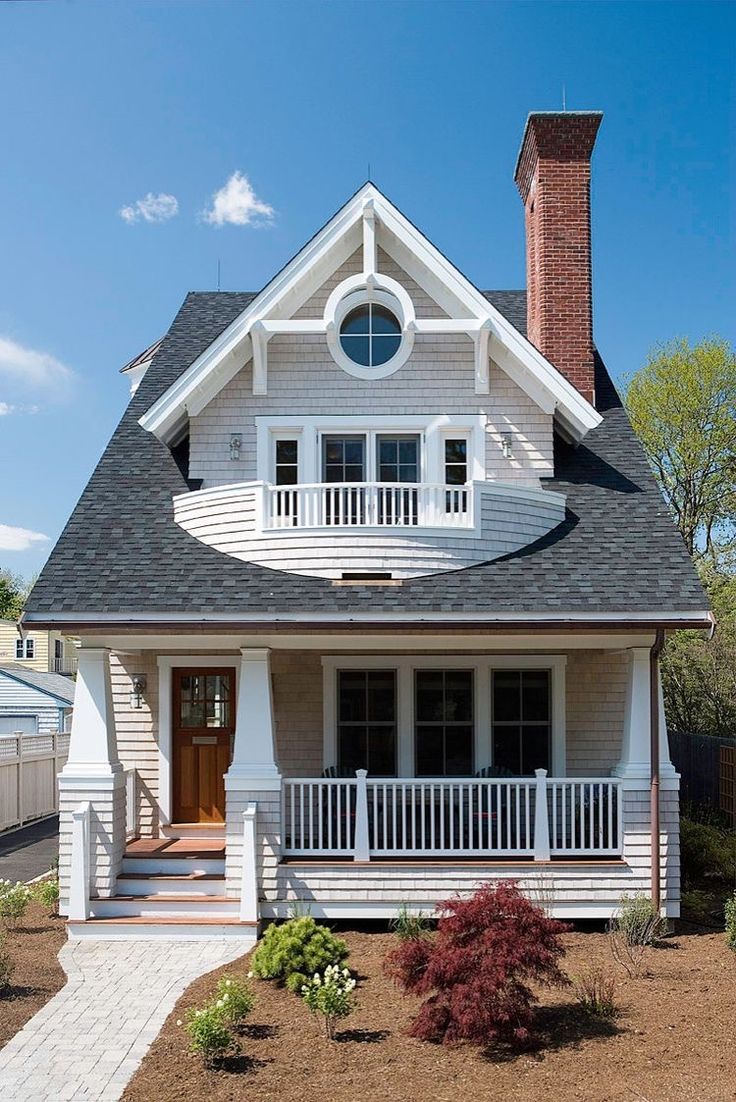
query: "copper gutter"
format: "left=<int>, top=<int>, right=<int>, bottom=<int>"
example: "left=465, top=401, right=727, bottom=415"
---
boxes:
left=650, top=627, right=665, bottom=908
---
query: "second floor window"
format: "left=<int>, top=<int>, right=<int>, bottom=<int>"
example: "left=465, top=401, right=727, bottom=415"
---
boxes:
left=444, top=438, right=468, bottom=485
left=275, top=439, right=299, bottom=485
left=16, top=638, right=34, bottom=659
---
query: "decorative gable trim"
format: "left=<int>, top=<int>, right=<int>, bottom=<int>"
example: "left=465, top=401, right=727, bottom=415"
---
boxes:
left=139, top=183, right=602, bottom=444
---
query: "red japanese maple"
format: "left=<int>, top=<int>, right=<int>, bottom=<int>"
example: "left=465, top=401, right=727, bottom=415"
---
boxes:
left=385, top=882, right=570, bottom=1046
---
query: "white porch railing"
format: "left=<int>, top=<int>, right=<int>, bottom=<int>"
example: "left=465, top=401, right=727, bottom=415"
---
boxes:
left=266, top=482, right=473, bottom=530
left=282, top=771, right=622, bottom=860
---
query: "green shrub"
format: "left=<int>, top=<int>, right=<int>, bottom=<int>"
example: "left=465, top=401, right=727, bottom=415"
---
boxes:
left=389, top=903, right=432, bottom=940
left=183, top=1002, right=234, bottom=1065
left=612, top=893, right=667, bottom=947
left=0, top=932, right=13, bottom=996
left=33, top=877, right=60, bottom=917
left=301, top=964, right=356, bottom=1039
left=573, top=968, right=618, bottom=1020
left=680, top=817, right=736, bottom=884
left=0, top=880, right=32, bottom=927
left=725, top=892, right=736, bottom=951
left=214, top=975, right=254, bottom=1027
left=252, top=916, right=348, bottom=993
left=681, top=889, right=715, bottom=925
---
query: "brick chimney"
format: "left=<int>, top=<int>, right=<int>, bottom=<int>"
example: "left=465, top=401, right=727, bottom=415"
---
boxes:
left=514, top=111, right=603, bottom=406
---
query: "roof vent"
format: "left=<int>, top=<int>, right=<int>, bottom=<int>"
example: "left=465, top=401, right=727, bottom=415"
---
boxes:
left=334, top=571, right=400, bottom=586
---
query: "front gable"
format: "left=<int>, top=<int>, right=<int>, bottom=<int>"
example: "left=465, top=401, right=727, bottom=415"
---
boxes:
left=138, top=183, right=601, bottom=446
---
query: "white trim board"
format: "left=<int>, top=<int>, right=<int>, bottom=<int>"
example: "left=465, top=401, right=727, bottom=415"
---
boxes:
left=156, top=655, right=240, bottom=826
left=321, top=653, right=566, bottom=778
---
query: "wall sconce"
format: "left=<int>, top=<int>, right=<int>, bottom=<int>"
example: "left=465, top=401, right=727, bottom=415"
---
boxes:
left=130, top=674, right=147, bottom=710
left=230, top=433, right=242, bottom=461
left=501, top=432, right=513, bottom=459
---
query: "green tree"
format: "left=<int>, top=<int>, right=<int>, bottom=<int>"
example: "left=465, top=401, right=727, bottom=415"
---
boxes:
left=625, top=337, right=736, bottom=564
left=0, top=570, right=28, bottom=621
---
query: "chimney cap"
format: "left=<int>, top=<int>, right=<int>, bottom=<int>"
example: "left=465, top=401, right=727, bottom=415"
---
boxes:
left=514, top=111, right=603, bottom=186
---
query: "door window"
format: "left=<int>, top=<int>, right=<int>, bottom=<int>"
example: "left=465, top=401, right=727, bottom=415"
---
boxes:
left=178, top=673, right=232, bottom=729
left=322, top=436, right=366, bottom=483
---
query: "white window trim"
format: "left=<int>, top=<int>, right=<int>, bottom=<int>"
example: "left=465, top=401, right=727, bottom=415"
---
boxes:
left=322, top=654, right=566, bottom=778
left=324, top=274, right=416, bottom=380
left=156, top=655, right=240, bottom=826
left=257, top=415, right=485, bottom=486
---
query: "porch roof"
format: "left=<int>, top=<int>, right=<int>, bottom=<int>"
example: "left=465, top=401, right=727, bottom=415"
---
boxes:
left=24, top=291, right=708, bottom=626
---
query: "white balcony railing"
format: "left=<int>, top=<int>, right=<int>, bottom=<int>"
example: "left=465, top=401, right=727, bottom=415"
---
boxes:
left=53, top=657, right=78, bottom=676
left=266, top=482, right=473, bottom=530
left=282, top=771, right=623, bottom=861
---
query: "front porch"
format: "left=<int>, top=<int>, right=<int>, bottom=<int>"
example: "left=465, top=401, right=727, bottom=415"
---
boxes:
left=57, top=637, right=680, bottom=933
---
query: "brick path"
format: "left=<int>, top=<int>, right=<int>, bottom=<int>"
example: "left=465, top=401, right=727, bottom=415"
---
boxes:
left=0, top=936, right=255, bottom=1101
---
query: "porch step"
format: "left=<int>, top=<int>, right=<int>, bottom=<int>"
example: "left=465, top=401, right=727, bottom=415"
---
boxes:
left=90, top=895, right=238, bottom=919
left=122, top=839, right=225, bottom=877
left=117, top=873, right=227, bottom=897
left=67, top=917, right=258, bottom=942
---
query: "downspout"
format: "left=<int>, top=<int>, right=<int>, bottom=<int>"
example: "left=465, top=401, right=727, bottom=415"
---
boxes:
left=650, top=628, right=665, bottom=909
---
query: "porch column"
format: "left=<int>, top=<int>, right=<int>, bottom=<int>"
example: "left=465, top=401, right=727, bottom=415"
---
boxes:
left=58, top=647, right=125, bottom=912
left=224, top=647, right=281, bottom=920
left=613, top=647, right=651, bottom=782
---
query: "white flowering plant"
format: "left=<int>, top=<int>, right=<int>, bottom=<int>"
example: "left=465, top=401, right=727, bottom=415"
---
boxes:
left=301, top=964, right=356, bottom=1039
left=214, top=975, right=255, bottom=1027
left=183, top=1002, right=235, bottom=1065
left=0, top=880, right=32, bottom=927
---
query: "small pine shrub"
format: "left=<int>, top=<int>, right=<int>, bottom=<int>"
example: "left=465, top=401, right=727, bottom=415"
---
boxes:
left=573, top=968, right=618, bottom=1020
left=252, top=916, right=348, bottom=993
left=384, top=882, right=570, bottom=1048
left=725, top=892, right=736, bottom=951
left=214, top=975, right=255, bottom=1027
left=0, top=932, right=13, bottom=996
left=33, top=877, right=60, bottom=917
left=0, top=880, right=32, bottom=927
left=183, top=1003, right=235, bottom=1065
left=301, top=964, right=356, bottom=1039
left=389, top=903, right=432, bottom=940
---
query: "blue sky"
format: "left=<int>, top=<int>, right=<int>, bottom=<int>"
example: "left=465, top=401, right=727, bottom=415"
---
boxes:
left=1, top=0, right=734, bottom=579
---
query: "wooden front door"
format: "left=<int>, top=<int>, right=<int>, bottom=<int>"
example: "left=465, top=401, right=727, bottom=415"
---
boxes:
left=172, top=668, right=235, bottom=823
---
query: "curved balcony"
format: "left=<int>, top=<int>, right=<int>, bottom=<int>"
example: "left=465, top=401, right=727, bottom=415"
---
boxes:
left=173, top=479, right=566, bottom=580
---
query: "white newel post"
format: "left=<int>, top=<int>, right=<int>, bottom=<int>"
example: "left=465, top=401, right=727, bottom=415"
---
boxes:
left=58, top=647, right=125, bottom=914
left=68, top=802, right=91, bottom=920
left=239, top=804, right=258, bottom=923
left=533, top=768, right=551, bottom=861
left=225, top=648, right=281, bottom=924
left=353, top=770, right=370, bottom=862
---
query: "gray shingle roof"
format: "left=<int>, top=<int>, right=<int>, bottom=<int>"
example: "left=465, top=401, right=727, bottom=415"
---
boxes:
left=0, top=664, right=76, bottom=704
left=24, top=291, right=707, bottom=621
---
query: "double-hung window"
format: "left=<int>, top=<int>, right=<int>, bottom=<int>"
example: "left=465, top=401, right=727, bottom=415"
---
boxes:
left=492, top=669, right=551, bottom=775
left=337, top=669, right=397, bottom=776
left=15, top=638, right=34, bottom=659
left=273, top=438, right=300, bottom=525
left=415, top=669, right=474, bottom=776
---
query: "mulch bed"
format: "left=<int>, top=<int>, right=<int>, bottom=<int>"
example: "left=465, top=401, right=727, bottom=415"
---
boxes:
left=0, top=901, right=67, bottom=1049
left=123, top=927, right=736, bottom=1102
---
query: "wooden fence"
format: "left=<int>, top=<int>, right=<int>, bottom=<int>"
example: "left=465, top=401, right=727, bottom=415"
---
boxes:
left=669, top=730, right=736, bottom=818
left=0, top=731, right=70, bottom=832
left=721, top=746, right=736, bottom=827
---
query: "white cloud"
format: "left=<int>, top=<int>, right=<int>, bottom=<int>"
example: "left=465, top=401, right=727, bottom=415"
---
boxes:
left=120, top=192, right=179, bottom=224
left=202, top=171, right=274, bottom=227
left=0, top=337, right=74, bottom=392
left=0, top=402, right=12, bottom=416
left=0, top=525, right=49, bottom=552
left=0, top=401, right=40, bottom=416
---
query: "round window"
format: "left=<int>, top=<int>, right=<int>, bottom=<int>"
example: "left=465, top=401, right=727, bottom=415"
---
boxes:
left=339, top=303, right=402, bottom=368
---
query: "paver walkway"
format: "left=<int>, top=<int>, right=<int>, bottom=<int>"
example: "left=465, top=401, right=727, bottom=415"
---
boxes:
left=0, top=816, right=58, bottom=883
left=0, top=936, right=255, bottom=1101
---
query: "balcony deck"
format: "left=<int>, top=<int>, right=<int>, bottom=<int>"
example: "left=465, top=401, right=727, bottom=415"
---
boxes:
left=173, top=478, right=566, bottom=579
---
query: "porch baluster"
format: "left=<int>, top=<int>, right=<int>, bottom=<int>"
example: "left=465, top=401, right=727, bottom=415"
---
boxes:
left=533, top=768, right=551, bottom=862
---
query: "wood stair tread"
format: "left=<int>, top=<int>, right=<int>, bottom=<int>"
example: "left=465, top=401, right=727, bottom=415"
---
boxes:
left=104, top=894, right=231, bottom=903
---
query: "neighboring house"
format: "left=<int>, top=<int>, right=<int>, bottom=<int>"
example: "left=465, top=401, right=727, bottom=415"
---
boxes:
left=0, top=664, right=75, bottom=734
left=0, top=620, right=78, bottom=676
left=23, top=112, right=710, bottom=938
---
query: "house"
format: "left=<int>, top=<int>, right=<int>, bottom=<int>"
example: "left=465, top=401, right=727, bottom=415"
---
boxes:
left=0, top=620, right=78, bottom=676
left=0, top=664, right=74, bottom=735
left=22, top=112, right=711, bottom=938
